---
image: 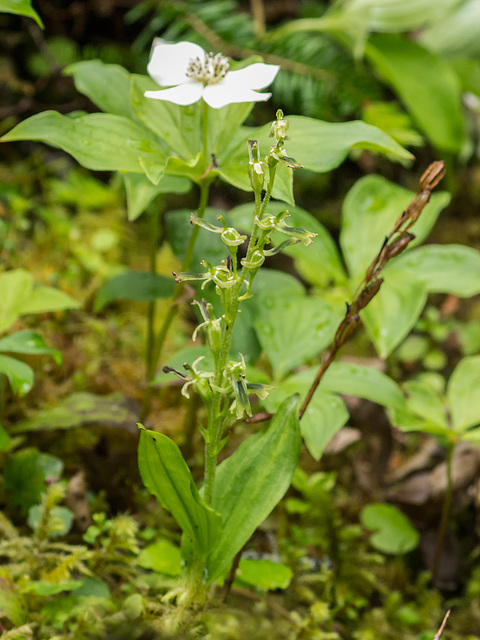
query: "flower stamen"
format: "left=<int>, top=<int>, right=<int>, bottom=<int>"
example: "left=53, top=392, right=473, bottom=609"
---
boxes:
left=186, top=52, right=230, bottom=86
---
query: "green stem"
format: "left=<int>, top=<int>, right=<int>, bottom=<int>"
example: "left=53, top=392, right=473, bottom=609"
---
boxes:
left=431, top=441, right=455, bottom=581
left=140, top=180, right=211, bottom=422
left=203, top=100, right=209, bottom=165
left=145, top=201, right=163, bottom=382
left=203, top=166, right=277, bottom=506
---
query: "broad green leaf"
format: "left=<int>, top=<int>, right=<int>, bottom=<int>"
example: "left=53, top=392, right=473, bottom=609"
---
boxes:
left=362, top=101, right=424, bottom=148
left=64, top=60, right=133, bottom=119
left=0, top=0, right=43, bottom=27
left=94, top=271, right=176, bottom=312
left=402, top=379, right=448, bottom=429
left=208, top=395, right=301, bottom=581
left=235, top=559, right=293, bottom=591
left=0, top=269, right=33, bottom=331
left=131, top=75, right=202, bottom=161
left=138, top=539, right=182, bottom=576
left=300, top=391, right=349, bottom=460
left=123, top=173, right=190, bottom=221
left=340, top=174, right=450, bottom=284
left=254, top=294, right=340, bottom=381
left=361, top=266, right=428, bottom=357
left=365, top=34, right=465, bottom=153
left=208, top=102, right=254, bottom=160
left=361, top=503, right=419, bottom=554
left=2, top=111, right=167, bottom=183
left=0, top=577, right=27, bottom=627
left=420, top=0, right=480, bottom=58
left=10, top=391, right=140, bottom=433
left=265, top=361, right=404, bottom=413
left=321, top=361, right=405, bottom=409
left=343, top=0, right=460, bottom=32
left=18, top=285, right=79, bottom=315
left=394, top=244, right=480, bottom=297
left=138, top=429, right=221, bottom=558
left=0, top=354, right=34, bottom=396
left=230, top=201, right=347, bottom=287
left=0, top=330, right=61, bottom=365
left=447, top=355, right=480, bottom=432
left=255, top=115, right=413, bottom=173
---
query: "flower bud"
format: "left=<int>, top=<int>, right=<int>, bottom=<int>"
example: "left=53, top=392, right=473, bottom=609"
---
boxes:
left=247, top=139, right=265, bottom=195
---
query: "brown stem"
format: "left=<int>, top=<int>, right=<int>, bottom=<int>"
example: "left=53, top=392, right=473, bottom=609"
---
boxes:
left=299, top=161, right=445, bottom=420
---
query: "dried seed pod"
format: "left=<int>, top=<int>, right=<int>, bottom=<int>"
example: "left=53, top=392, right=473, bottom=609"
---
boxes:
left=420, top=161, right=446, bottom=191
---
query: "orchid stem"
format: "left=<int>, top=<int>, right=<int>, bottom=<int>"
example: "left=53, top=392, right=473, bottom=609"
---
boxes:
left=140, top=180, right=211, bottom=422
left=203, top=166, right=276, bottom=506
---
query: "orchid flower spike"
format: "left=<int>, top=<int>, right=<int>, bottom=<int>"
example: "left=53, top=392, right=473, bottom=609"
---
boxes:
left=145, top=40, right=280, bottom=109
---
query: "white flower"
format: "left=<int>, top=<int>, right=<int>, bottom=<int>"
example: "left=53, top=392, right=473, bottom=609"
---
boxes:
left=144, top=41, right=279, bottom=109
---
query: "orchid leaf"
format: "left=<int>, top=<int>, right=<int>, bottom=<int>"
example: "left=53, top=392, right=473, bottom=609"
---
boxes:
left=207, top=395, right=301, bottom=581
left=138, top=429, right=221, bottom=559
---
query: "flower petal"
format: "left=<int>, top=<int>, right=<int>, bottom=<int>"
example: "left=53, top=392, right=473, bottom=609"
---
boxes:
left=223, top=63, right=280, bottom=91
left=144, top=81, right=204, bottom=106
left=203, top=84, right=272, bottom=109
left=148, top=41, right=206, bottom=87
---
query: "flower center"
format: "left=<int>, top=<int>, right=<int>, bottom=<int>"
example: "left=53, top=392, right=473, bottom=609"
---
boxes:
left=186, top=52, right=230, bottom=86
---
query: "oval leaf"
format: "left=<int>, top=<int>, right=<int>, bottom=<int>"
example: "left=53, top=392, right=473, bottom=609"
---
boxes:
left=300, top=391, right=349, bottom=460
left=447, top=355, right=480, bottom=432
left=94, top=271, right=176, bottom=312
left=2, top=111, right=167, bottom=183
left=138, top=429, right=221, bottom=558
left=340, top=174, right=450, bottom=284
left=0, top=330, right=61, bottom=365
left=365, top=34, right=465, bottom=153
left=394, top=244, right=480, bottom=297
left=361, top=266, right=428, bottom=358
left=65, top=59, right=133, bottom=118
left=254, top=294, right=341, bottom=381
left=361, top=503, right=419, bottom=554
left=0, top=354, right=34, bottom=396
left=207, top=395, right=301, bottom=581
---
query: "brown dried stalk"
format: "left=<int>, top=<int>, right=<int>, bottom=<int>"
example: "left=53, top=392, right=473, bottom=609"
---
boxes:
left=298, top=160, right=445, bottom=418
left=433, top=610, right=450, bottom=640
left=247, top=162, right=445, bottom=426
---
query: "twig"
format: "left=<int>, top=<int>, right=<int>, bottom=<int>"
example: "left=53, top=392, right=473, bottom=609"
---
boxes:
left=299, top=160, right=445, bottom=418
left=433, top=610, right=450, bottom=640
